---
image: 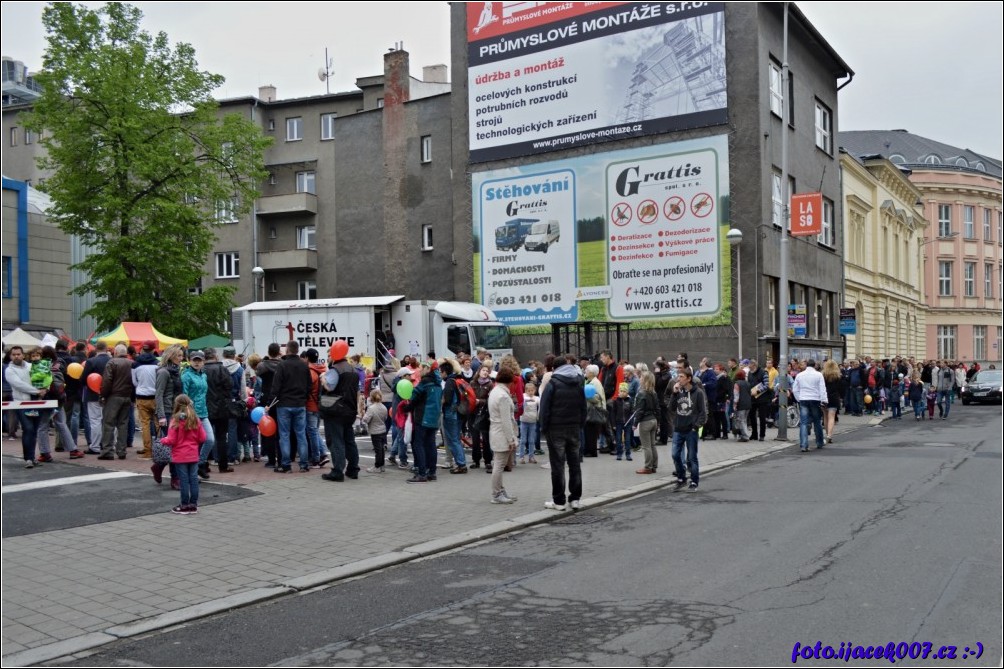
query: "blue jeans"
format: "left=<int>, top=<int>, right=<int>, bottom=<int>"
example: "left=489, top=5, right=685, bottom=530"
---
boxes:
left=613, top=421, right=630, bottom=457
left=671, top=429, right=699, bottom=483
left=518, top=421, right=537, bottom=459
left=391, top=423, right=409, bottom=465
left=324, top=417, right=360, bottom=478
left=277, top=406, right=308, bottom=468
left=18, top=410, right=46, bottom=462
left=305, top=410, right=326, bottom=462
left=849, top=387, right=864, bottom=415
left=799, top=401, right=825, bottom=450
left=912, top=399, right=925, bottom=418
left=442, top=409, right=466, bottom=467
left=197, top=417, right=216, bottom=465
left=936, top=390, right=954, bottom=418
left=175, top=462, right=199, bottom=507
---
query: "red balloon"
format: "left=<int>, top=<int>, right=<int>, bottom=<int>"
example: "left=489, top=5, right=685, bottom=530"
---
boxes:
left=258, top=415, right=277, bottom=437
left=329, top=339, right=349, bottom=361
left=86, top=373, right=103, bottom=394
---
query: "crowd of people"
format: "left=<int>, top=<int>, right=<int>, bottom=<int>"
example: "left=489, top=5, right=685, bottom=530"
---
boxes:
left=3, top=338, right=990, bottom=514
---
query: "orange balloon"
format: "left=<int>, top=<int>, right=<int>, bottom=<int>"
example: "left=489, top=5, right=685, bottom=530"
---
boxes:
left=67, top=362, right=84, bottom=379
left=864, top=394, right=873, bottom=404
left=258, top=415, right=277, bottom=437
left=86, top=373, right=103, bottom=394
left=329, top=339, right=349, bottom=361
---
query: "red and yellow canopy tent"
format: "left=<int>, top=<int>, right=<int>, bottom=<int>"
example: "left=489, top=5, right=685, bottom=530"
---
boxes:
left=92, top=322, right=187, bottom=351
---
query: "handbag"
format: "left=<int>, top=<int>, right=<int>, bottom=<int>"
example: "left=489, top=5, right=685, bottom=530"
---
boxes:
left=152, top=435, right=172, bottom=465
left=586, top=402, right=607, bottom=425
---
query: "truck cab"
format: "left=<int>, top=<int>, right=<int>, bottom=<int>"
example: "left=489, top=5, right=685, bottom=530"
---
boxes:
left=524, top=220, right=560, bottom=253
left=494, top=218, right=537, bottom=252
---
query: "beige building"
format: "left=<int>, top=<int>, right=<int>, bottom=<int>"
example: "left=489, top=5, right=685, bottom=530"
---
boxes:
left=840, top=151, right=928, bottom=359
left=842, top=130, right=1002, bottom=364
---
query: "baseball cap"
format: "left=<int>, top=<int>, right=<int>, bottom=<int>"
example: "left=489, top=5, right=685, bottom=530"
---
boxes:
left=223, top=346, right=236, bottom=357
left=189, top=350, right=205, bottom=360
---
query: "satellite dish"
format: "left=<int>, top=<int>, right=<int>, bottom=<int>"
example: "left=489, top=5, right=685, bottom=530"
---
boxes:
left=317, top=67, right=329, bottom=82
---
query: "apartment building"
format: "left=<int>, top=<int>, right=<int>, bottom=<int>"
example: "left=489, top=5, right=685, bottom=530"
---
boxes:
left=841, top=130, right=1003, bottom=363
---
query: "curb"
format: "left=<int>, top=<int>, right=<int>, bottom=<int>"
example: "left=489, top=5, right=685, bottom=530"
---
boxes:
left=5, top=420, right=885, bottom=666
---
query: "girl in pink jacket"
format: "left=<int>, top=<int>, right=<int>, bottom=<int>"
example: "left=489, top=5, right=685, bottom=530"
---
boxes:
left=160, top=394, right=207, bottom=515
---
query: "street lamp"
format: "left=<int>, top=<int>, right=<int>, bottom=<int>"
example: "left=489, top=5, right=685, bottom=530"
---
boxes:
left=727, top=228, right=744, bottom=359
left=252, top=266, right=265, bottom=303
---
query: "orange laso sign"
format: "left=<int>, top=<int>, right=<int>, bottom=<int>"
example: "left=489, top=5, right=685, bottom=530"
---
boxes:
left=790, top=192, right=823, bottom=237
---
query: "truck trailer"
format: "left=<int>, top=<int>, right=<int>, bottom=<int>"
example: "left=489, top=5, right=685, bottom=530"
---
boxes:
left=231, top=296, right=512, bottom=364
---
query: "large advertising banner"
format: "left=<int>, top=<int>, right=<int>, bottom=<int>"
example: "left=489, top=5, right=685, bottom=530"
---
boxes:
left=605, top=147, right=722, bottom=319
left=467, top=2, right=727, bottom=163
left=472, top=134, right=730, bottom=331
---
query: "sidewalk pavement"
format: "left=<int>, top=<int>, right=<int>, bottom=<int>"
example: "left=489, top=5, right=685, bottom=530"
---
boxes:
left=1, top=411, right=885, bottom=666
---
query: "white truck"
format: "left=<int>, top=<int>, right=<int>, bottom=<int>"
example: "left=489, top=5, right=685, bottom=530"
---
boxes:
left=524, top=220, right=560, bottom=253
left=231, top=296, right=512, bottom=363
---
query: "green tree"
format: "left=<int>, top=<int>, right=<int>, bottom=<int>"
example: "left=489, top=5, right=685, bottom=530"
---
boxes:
left=25, top=2, right=270, bottom=338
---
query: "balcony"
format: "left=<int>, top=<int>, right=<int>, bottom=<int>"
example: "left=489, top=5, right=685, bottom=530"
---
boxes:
left=258, top=249, right=318, bottom=272
left=257, top=193, right=317, bottom=217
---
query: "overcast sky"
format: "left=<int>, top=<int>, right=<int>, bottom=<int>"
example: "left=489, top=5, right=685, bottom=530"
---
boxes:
left=2, top=2, right=1001, bottom=158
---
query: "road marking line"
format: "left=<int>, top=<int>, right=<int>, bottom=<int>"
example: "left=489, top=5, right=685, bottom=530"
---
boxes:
left=2, top=471, right=142, bottom=494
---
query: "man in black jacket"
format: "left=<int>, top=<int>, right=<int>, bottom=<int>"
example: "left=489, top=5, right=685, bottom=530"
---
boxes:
left=270, top=341, right=313, bottom=473
left=203, top=349, right=236, bottom=472
left=321, top=346, right=361, bottom=482
left=539, top=355, right=587, bottom=511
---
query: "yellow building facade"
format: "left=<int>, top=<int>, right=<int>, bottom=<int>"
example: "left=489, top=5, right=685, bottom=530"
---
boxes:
left=841, top=152, right=928, bottom=360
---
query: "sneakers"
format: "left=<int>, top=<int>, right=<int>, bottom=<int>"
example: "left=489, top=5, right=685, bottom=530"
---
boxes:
left=387, top=456, right=398, bottom=467
left=319, top=456, right=331, bottom=467
left=397, top=461, right=410, bottom=470
left=544, top=500, right=566, bottom=511
left=500, top=488, right=517, bottom=502
left=37, top=453, right=54, bottom=463
left=688, top=481, right=699, bottom=491
left=24, top=460, right=35, bottom=469
left=97, top=454, right=115, bottom=460
left=171, top=505, right=192, bottom=515
left=366, top=466, right=385, bottom=473
left=635, top=468, right=655, bottom=474
left=450, top=465, right=468, bottom=474
left=197, top=465, right=211, bottom=480
left=491, top=492, right=515, bottom=504
left=151, top=464, right=163, bottom=483
left=406, top=475, right=428, bottom=484
left=69, top=450, right=85, bottom=459
left=674, top=478, right=686, bottom=489
left=519, top=456, right=526, bottom=464
left=469, top=462, right=480, bottom=469
left=570, top=500, right=581, bottom=511
left=528, top=456, right=537, bottom=464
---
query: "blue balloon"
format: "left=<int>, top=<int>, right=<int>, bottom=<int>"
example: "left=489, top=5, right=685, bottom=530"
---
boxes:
left=250, top=406, right=266, bottom=424
left=324, top=369, right=340, bottom=390
left=584, top=384, right=596, bottom=399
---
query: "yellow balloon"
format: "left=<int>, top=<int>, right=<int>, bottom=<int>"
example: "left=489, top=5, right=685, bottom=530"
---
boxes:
left=864, top=394, right=873, bottom=404
left=67, top=362, right=84, bottom=379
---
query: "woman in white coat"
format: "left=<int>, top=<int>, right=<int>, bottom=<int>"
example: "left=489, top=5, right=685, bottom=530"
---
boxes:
left=488, top=367, right=518, bottom=504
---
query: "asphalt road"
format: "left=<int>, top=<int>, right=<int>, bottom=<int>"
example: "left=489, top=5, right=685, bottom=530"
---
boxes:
left=1, top=457, right=260, bottom=538
left=54, top=405, right=1002, bottom=666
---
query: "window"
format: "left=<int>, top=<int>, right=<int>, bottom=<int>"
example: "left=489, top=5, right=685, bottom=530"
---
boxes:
left=771, top=170, right=783, bottom=228
left=974, top=326, right=987, bottom=361
left=814, top=294, right=825, bottom=338
left=998, top=327, right=1003, bottom=360
left=320, top=113, right=337, bottom=141
left=938, top=261, right=952, bottom=296
left=189, top=279, right=202, bottom=296
left=814, top=101, right=832, bottom=153
left=964, top=205, right=975, bottom=238
left=937, top=325, right=956, bottom=360
left=296, top=170, right=315, bottom=194
left=215, top=252, right=239, bottom=279
left=2, top=256, right=11, bottom=297
left=268, top=172, right=277, bottom=185
left=987, top=264, right=994, bottom=298
left=964, top=262, right=976, bottom=297
left=767, top=277, right=778, bottom=334
left=421, top=224, right=433, bottom=250
left=938, top=204, right=952, bottom=237
left=24, top=129, right=33, bottom=145
left=924, top=154, right=943, bottom=165
left=955, top=157, right=969, bottom=168
left=215, top=196, right=238, bottom=223
left=768, top=60, right=783, bottom=117
left=296, top=225, right=316, bottom=250
left=818, top=198, right=835, bottom=247
left=377, top=98, right=385, bottom=108
left=286, top=117, right=303, bottom=142
left=267, top=119, right=275, bottom=132
left=9, top=127, right=17, bottom=147
left=985, top=209, right=993, bottom=241
left=297, top=280, right=317, bottom=300
left=421, top=135, right=432, bottom=163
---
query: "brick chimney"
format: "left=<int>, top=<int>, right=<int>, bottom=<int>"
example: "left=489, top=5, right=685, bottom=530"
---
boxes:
left=383, top=48, right=410, bottom=107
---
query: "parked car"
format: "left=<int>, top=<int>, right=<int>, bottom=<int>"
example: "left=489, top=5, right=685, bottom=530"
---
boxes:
left=960, top=370, right=1003, bottom=405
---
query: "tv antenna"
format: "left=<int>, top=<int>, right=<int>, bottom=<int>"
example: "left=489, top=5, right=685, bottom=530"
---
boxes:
left=318, top=48, right=333, bottom=94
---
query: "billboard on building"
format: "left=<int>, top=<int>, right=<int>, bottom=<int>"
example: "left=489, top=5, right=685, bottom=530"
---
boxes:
left=467, top=2, right=728, bottom=162
left=473, top=134, right=730, bottom=331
